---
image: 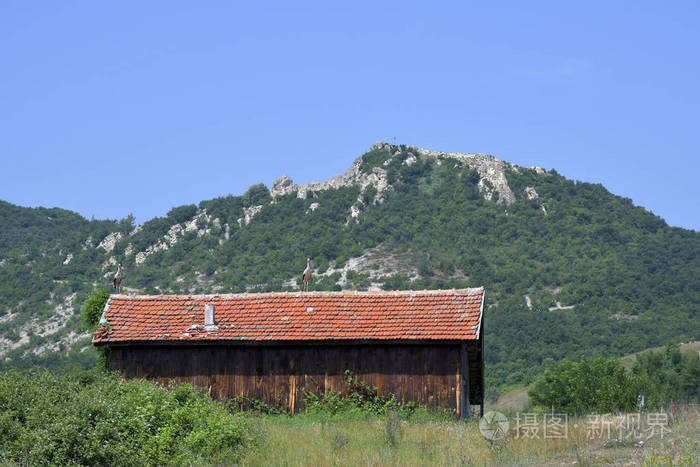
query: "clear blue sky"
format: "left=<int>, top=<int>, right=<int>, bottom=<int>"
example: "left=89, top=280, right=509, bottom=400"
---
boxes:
left=1, top=1, right=698, bottom=230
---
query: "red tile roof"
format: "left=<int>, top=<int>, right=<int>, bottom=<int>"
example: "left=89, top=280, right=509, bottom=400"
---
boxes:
left=92, top=288, right=484, bottom=344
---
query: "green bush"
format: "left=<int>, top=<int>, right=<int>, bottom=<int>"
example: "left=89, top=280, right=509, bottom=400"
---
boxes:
left=302, top=370, right=400, bottom=417
left=631, top=344, right=700, bottom=408
left=242, top=183, right=271, bottom=206
left=529, top=356, right=641, bottom=414
left=166, top=204, right=197, bottom=224
left=80, top=290, right=109, bottom=332
left=359, top=146, right=392, bottom=173
left=0, top=370, right=258, bottom=466
left=80, top=291, right=111, bottom=371
left=300, top=370, right=453, bottom=423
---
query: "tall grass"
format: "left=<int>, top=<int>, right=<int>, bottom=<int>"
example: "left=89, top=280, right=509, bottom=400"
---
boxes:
left=238, top=368, right=699, bottom=465
left=241, top=411, right=700, bottom=466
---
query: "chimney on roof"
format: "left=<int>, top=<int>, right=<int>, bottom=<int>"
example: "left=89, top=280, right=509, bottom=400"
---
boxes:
left=204, top=303, right=218, bottom=330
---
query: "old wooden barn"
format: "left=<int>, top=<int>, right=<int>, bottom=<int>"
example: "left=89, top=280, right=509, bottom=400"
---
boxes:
left=92, top=288, right=485, bottom=418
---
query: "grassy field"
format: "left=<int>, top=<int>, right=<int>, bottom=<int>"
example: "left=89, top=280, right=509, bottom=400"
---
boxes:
left=240, top=343, right=700, bottom=465
left=240, top=410, right=700, bottom=466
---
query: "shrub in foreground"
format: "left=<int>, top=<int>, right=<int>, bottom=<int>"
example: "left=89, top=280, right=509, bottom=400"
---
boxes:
left=299, top=370, right=455, bottom=423
left=529, top=356, right=641, bottom=414
left=0, top=369, right=258, bottom=466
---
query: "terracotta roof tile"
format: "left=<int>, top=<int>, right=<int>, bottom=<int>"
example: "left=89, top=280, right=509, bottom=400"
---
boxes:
left=92, top=288, right=484, bottom=344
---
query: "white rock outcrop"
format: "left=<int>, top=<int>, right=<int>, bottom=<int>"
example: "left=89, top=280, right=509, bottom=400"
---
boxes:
left=548, top=301, right=575, bottom=312
left=134, top=211, right=212, bottom=265
left=312, top=245, right=420, bottom=291
left=270, top=174, right=346, bottom=200
left=269, top=151, right=391, bottom=206
left=412, top=145, right=516, bottom=204
left=238, top=205, right=263, bottom=226
left=0, top=293, right=81, bottom=358
left=306, top=202, right=320, bottom=214
left=524, top=187, right=539, bottom=200
left=269, top=142, right=519, bottom=206
left=102, top=256, right=118, bottom=271
left=97, top=232, right=122, bottom=252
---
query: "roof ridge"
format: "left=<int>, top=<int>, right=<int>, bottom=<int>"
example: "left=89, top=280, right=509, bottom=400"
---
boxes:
left=109, top=287, right=484, bottom=300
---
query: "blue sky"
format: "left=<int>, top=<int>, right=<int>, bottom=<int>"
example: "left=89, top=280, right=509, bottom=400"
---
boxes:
left=1, top=1, right=698, bottom=230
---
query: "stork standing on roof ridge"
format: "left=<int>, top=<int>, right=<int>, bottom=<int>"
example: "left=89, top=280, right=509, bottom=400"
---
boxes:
left=113, top=263, right=123, bottom=294
left=302, top=258, right=311, bottom=292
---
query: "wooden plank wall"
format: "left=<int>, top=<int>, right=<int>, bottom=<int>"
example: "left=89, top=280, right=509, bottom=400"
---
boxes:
left=109, top=343, right=482, bottom=413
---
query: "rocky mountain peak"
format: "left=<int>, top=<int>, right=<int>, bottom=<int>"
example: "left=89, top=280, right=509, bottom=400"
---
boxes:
left=271, top=142, right=519, bottom=205
left=269, top=149, right=389, bottom=204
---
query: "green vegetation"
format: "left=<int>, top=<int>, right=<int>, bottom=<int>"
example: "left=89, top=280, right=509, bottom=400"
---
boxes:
left=1, top=144, right=698, bottom=391
left=0, top=370, right=258, bottom=466
left=529, top=345, right=700, bottom=414
left=1, top=361, right=698, bottom=466
left=79, top=291, right=110, bottom=371
left=299, top=370, right=452, bottom=423
left=632, top=343, right=700, bottom=407
left=240, top=413, right=700, bottom=466
left=358, top=144, right=393, bottom=173
left=529, top=356, right=641, bottom=414
left=0, top=200, right=120, bottom=371
left=238, top=365, right=699, bottom=465
left=80, top=290, right=109, bottom=332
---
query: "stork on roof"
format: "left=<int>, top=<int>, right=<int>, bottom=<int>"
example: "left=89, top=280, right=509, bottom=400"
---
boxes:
left=302, top=258, right=311, bottom=292
left=113, top=263, right=123, bottom=294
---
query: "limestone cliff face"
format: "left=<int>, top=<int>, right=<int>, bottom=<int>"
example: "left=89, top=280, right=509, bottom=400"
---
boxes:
left=268, top=142, right=534, bottom=206
left=269, top=153, right=389, bottom=204
left=411, top=144, right=516, bottom=204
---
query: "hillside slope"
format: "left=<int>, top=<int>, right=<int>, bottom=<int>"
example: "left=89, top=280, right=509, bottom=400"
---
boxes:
left=1, top=143, right=698, bottom=387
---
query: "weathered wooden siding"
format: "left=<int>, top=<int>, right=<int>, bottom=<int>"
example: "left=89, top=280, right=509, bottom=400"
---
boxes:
left=109, top=343, right=482, bottom=414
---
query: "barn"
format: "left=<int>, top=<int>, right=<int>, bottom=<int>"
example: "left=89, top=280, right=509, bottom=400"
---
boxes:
left=92, top=288, right=485, bottom=418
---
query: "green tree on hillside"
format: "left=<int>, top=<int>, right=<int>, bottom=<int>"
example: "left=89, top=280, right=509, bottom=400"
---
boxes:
left=80, top=291, right=110, bottom=370
left=632, top=344, right=700, bottom=407
left=81, top=290, right=109, bottom=332
left=529, top=356, right=641, bottom=414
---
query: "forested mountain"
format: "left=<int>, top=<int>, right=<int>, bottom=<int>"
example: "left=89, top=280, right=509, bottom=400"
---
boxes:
left=1, top=142, right=698, bottom=389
